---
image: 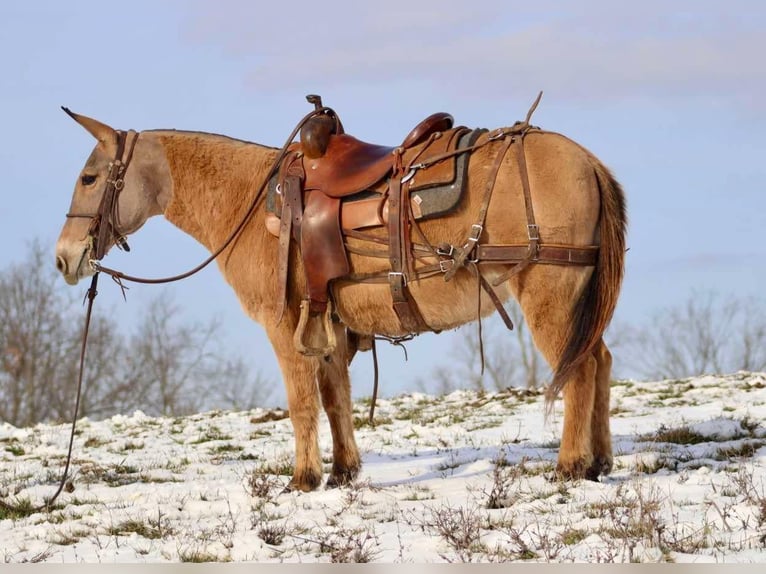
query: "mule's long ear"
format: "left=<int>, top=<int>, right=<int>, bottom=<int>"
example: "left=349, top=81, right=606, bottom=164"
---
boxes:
left=61, top=106, right=118, bottom=147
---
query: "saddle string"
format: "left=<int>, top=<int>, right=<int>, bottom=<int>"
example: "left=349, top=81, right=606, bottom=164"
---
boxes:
left=476, top=264, right=485, bottom=375
left=369, top=339, right=379, bottom=426
left=367, top=333, right=415, bottom=424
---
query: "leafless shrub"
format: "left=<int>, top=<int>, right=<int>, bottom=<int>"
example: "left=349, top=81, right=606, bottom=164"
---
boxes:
left=492, top=524, right=538, bottom=561
left=325, top=527, right=381, bottom=563
left=3, top=547, right=55, bottom=564
left=105, top=517, right=165, bottom=540
left=256, top=521, right=287, bottom=546
left=728, top=466, right=766, bottom=533
left=484, top=451, right=525, bottom=509
left=177, top=546, right=229, bottom=563
left=414, top=503, right=488, bottom=562
left=247, top=466, right=284, bottom=500
left=596, top=482, right=666, bottom=562
left=618, top=291, right=766, bottom=380
left=0, top=241, right=276, bottom=426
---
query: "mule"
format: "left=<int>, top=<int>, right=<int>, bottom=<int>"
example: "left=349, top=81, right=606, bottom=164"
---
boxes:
left=55, top=106, right=626, bottom=490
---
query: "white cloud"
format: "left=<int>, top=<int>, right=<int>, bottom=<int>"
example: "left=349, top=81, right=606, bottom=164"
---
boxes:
left=181, top=0, right=766, bottom=108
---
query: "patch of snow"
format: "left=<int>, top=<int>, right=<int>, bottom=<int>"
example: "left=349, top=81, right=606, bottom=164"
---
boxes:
left=1, top=372, right=765, bottom=563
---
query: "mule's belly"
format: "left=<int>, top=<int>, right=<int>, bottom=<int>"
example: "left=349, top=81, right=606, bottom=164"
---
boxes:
left=332, top=268, right=510, bottom=337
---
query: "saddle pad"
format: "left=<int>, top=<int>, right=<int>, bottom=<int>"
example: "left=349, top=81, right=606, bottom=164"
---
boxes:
left=409, top=127, right=485, bottom=219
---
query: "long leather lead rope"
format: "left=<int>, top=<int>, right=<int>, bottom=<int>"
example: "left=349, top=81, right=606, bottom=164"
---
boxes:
left=0, top=273, right=99, bottom=515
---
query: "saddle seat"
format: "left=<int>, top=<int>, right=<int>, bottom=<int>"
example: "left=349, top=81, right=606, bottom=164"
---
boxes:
left=302, top=112, right=454, bottom=198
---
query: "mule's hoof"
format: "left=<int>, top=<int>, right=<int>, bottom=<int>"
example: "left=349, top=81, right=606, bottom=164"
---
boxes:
left=554, top=458, right=590, bottom=481
left=325, top=465, right=360, bottom=489
left=284, top=470, right=323, bottom=493
left=586, top=456, right=613, bottom=481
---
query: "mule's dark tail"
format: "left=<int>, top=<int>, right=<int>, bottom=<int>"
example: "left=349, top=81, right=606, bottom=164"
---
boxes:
left=545, top=158, right=627, bottom=404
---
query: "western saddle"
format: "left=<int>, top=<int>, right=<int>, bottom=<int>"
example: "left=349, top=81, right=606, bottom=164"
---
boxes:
left=266, top=94, right=598, bottom=356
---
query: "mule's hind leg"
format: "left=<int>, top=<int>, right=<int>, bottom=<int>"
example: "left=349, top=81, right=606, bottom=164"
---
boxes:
left=557, top=355, right=597, bottom=479
left=317, top=325, right=362, bottom=488
left=508, top=266, right=600, bottom=480
left=587, top=339, right=613, bottom=480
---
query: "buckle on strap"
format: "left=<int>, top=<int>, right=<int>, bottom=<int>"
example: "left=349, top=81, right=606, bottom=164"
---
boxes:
left=436, top=243, right=454, bottom=257
left=527, top=224, right=540, bottom=241
left=401, top=163, right=425, bottom=184
left=388, top=271, right=407, bottom=287
left=467, top=224, right=483, bottom=245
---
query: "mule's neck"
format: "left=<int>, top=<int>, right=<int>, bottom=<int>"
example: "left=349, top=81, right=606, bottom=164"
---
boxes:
left=154, top=130, right=279, bottom=252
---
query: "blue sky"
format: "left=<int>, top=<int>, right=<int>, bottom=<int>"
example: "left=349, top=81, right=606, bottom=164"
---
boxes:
left=1, top=1, right=764, bottom=404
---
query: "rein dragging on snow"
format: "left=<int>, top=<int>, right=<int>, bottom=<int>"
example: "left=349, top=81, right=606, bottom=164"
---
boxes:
left=0, top=273, right=99, bottom=514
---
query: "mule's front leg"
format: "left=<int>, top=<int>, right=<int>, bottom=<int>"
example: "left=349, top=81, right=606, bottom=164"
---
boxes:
left=318, top=326, right=361, bottom=488
left=269, top=329, right=323, bottom=492
left=282, top=358, right=323, bottom=491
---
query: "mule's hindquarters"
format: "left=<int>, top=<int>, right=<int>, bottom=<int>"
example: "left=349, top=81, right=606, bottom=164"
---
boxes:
left=500, top=136, right=626, bottom=479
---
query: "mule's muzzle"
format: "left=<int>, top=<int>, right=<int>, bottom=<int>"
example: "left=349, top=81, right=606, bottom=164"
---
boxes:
left=56, top=255, right=83, bottom=285
left=55, top=244, right=95, bottom=286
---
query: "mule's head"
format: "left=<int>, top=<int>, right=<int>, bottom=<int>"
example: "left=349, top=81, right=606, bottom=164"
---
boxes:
left=55, top=110, right=168, bottom=285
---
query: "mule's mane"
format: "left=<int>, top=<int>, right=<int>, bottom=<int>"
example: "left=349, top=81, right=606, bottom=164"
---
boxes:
left=144, top=128, right=279, bottom=151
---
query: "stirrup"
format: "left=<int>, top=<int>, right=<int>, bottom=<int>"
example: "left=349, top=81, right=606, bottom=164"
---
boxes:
left=293, top=299, right=337, bottom=357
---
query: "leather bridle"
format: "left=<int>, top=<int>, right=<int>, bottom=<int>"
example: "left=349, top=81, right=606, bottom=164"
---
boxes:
left=66, top=129, right=139, bottom=263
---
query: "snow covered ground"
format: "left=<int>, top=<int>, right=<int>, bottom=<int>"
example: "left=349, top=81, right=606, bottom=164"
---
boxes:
left=1, top=372, right=765, bottom=563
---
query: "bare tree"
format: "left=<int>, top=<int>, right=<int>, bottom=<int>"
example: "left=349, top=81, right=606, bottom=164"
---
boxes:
left=0, top=241, right=275, bottom=426
left=211, top=357, right=276, bottom=412
left=120, top=291, right=274, bottom=416
left=416, top=302, right=550, bottom=395
left=123, top=291, right=274, bottom=417
left=620, top=291, right=766, bottom=380
left=0, top=241, right=89, bottom=426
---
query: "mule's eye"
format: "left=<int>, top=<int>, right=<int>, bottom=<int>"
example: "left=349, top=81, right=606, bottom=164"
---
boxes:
left=81, top=174, right=97, bottom=186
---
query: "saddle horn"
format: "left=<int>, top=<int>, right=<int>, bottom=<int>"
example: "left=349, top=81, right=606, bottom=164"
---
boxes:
left=300, top=94, right=340, bottom=159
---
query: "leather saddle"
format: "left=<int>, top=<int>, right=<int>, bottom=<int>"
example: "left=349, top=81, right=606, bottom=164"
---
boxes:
left=268, top=96, right=473, bottom=353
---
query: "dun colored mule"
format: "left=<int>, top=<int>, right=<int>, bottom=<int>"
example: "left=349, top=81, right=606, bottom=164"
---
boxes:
left=55, top=98, right=626, bottom=491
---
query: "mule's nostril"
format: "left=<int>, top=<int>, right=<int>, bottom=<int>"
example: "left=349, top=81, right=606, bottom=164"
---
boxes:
left=56, top=256, right=67, bottom=275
